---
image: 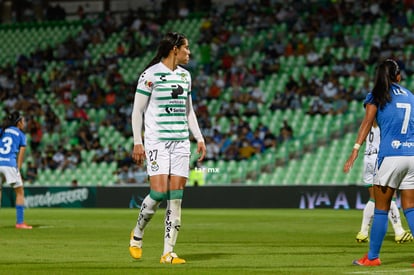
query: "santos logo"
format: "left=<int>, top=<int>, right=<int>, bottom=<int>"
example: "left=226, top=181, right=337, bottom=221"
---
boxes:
left=165, top=107, right=186, bottom=114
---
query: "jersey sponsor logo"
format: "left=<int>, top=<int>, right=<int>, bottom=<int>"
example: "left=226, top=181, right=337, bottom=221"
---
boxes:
left=402, top=141, right=414, bottom=148
left=145, top=80, right=153, bottom=88
left=391, top=140, right=402, bottom=149
left=171, top=84, right=184, bottom=99
left=165, top=107, right=186, bottom=114
left=391, top=140, right=414, bottom=149
left=0, top=157, right=11, bottom=161
left=160, top=74, right=167, bottom=81
left=169, top=100, right=184, bottom=104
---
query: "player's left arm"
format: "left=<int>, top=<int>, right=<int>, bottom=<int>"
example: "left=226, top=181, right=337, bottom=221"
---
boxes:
left=187, top=95, right=206, bottom=161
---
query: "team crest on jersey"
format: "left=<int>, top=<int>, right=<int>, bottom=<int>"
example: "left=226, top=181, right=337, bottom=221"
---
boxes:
left=150, top=161, right=159, bottom=172
left=180, top=73, right=187, bottom=82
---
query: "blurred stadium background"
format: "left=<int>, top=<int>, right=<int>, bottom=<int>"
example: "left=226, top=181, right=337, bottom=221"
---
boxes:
left=1, top=0, right=414, bottom=187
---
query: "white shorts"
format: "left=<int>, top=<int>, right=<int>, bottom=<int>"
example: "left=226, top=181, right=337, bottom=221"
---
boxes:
left=0, top=166, right=23, bottom=188
left=374, top=156, right=414, bottom=190
left=362, top=154, right=377, bottom=186
left=145, top=140, right=190, bottom=178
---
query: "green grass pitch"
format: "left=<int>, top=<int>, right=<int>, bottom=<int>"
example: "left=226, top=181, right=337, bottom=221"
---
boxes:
left=0, top=208, right=413, bottom=274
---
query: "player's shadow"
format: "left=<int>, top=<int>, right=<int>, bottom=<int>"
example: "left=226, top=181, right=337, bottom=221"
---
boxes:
left=0, top=224, right=46, bottom=229
left=184, top=253, right=230, bottom=261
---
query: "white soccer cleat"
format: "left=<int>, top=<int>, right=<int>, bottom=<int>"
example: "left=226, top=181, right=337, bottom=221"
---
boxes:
left=395, top=230, right=413, bottom=243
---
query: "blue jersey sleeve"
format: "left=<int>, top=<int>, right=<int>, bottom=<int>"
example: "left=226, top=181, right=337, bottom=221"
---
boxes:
left=363, top=92, right=375, bottom=108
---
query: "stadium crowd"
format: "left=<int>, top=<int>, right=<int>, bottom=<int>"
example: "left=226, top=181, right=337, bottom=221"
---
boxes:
left=1, top=0, right=414, bottom=184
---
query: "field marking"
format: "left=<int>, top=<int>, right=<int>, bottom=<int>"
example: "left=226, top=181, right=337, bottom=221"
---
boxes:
left=36, top=225, right=55, bottom=229
left=345, top=269, right=413, bottom=274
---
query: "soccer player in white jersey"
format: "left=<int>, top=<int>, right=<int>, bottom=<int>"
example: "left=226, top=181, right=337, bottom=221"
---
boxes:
left=129, top=32, right=206, bottom=264
left=0, top=112, right=32, bottom=229
left=344, top=59, right=414, bottom=266
left=356, top=122, right=413, bottom=243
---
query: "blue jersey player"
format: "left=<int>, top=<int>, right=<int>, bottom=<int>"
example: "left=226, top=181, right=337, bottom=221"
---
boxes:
left=344, top=59, right=414, bottom=266
left=0, top=112, right=32, bottom=229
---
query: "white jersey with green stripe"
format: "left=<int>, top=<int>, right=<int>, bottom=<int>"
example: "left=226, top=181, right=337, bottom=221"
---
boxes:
left=136, top=62, right=191, bottom=142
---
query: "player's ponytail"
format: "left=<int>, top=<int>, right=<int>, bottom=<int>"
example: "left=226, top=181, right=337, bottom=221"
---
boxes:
left=372, top=59, right=400, bottom=109
left=0, top=111, right=22, bottom=138
left=142, top=32, right=187, bottom=72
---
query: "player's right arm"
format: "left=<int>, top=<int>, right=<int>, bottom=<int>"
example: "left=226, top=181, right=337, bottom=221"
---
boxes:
left=131, top=92, right=149, bottom=166
left=343, top=103, right=377, bottom=173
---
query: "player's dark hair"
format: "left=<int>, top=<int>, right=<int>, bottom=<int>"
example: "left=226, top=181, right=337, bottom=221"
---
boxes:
left=142, top=32, right=187, bottom=72
left=0, top=111, right=22, bottom=138
left=372, top=59, right=400, bottom=109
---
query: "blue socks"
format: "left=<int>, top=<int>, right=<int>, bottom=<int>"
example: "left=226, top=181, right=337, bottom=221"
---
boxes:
left=16, top=205, right=24, bottom=224
left=368, top=209, right=388, bottom=260
left=367, top=207, right=414, bottom=260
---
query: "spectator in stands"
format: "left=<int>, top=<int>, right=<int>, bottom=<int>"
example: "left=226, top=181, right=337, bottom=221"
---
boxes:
left=250, top=85, right=265, bottom=104
left=76, top=125, right=94, bottom=150
left=114, top=144, right=132, bottom=167
left=26, top=116, right=42, bottom=153
left=263, top=128, right=277, bottom=149
left=251, top=129, right=266, bottom=153
left=52, top=146, right=66, bottom=170
left=331, top=92, right=349, bottom=115
left=73, top=106, right=89, bottom=121
left=306, top=45, right=321, bottom=67
left=270, top=93, right=289, bottom=111
left=128, top=166, right=147, bottom=184
left=206, top=81, right=221, bottom=99
left=205, top=136, right=220, bottom=161
left=91, top=140, right=106, bottom=163
left=115, top=165, right=130, bottom=184
left=25, top=161, right=38, bottom=184
left=43, top=104, right=61, bottom=133
left=219, top=99, right=240, bottom=117
left=307, top=96, right=328, bottom=115
left=243, top=97, right=260, bottom=116
left=116, top=42, right=126, bottom=58
left=278, top=120, right=294, bottom=143
left=61, top=150, right=79, bottom=170
left=103, top=144, right=116, bottom=163
left=238, top=138, right=257, bottom=160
